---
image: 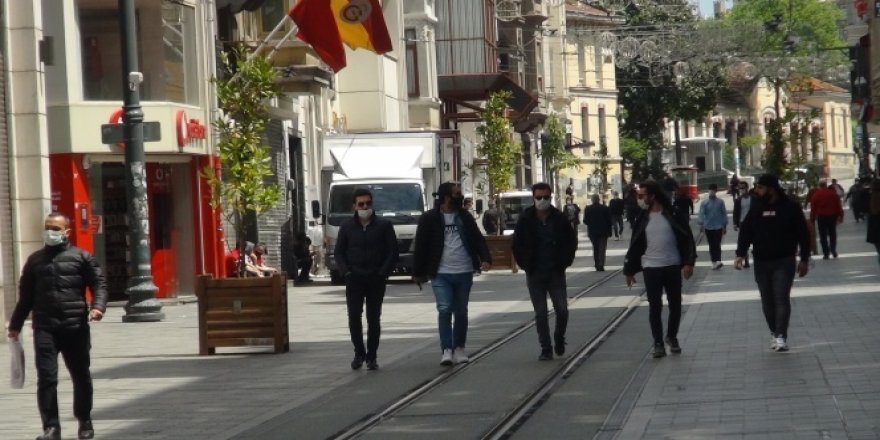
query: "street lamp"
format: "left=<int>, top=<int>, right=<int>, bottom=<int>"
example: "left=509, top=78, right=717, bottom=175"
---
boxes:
left=119, top=0, right=164, bottom=322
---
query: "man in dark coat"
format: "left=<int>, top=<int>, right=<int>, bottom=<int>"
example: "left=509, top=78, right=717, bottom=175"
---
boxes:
left=335, top=188, right=399, bottom=370
left=513, top=182, right=578, bottom=360
left=608, top=191, right=625, bottom=240
left=583, top=194, right=613, bottom=271
left=413, top=182, right=491, bottom=366
left=624, top=183, right=697, bottom=358
left=8, top=212, right=108, bottom=440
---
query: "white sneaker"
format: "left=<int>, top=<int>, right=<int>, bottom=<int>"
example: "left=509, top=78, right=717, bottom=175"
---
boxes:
left=440, top=349, right=454, bottom=366
left=769, top=333, right=778, bottom=350
left=453, top=348, right=469, bottom=364
left=774, top=337, right=788, bottom=352
left=712, top=261, right=723, bottom=270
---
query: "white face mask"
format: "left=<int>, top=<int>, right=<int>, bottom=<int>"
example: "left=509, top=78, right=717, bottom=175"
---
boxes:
left=44, top=230, right=66, bottom=246
left=357, top=208, right=373, bottom=219
left=534, top=198, right=551, bottom=211
left=637, top=199, right=649, bottom=210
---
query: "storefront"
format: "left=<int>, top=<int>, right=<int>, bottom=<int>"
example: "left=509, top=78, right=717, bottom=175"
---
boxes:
left=50, top=149, right=225, bottom=300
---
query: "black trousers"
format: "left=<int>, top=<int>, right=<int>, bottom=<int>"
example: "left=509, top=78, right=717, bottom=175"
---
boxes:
left=611, top=215, right=624, bottom=237
left=705, top=229, right=724, bottom=262
left=754, top=257, right=796, bottom=338
left=816, top=216, right=838, bottom=257
left=296, top=256, right=313, bottom=281
left=345, top=273, right=387, bottom=360
left=590, top=235, right=609, bottom=269
left=526, top=271, right=569, bottom=350
left=34, top=326, right=93, bottom=430
left=643, top=266, right=683, bottom=344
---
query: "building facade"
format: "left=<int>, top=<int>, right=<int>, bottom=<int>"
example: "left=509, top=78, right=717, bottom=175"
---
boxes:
left=0, top=0, right=226, bottom=312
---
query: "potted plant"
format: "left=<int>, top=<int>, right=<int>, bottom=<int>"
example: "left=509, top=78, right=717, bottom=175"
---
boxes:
left=476, top=91, right=520, bottom=271
left=196, top=47, right=288, bottom=355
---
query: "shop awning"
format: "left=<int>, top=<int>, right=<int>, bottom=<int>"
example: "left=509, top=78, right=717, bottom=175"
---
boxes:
left=438, top=73, right=538, bottom=119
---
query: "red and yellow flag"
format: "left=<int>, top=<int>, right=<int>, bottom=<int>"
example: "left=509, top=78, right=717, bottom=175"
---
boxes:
left=289, top=0, right=393, bottom=72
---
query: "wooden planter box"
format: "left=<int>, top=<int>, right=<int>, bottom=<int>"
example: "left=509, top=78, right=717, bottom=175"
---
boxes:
left=485, top=235, right=518, bottom=273
left=196, top=273, right=289, bottom=355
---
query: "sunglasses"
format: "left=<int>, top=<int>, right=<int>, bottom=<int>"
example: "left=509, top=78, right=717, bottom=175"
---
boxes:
left=534, top=195, right=551, bottom=201
left=356, top=201, right=373, bottom=208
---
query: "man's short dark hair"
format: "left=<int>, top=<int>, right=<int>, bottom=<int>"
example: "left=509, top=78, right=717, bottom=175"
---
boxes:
left=352, top=188, right=373, bottom=203
left=46, top=212, right=70, bottom=228
left=708, top=183, right=718, bottom=191
left=531, top=182, right=552, bottom=194
left=436, top=181, right=459, bottom=200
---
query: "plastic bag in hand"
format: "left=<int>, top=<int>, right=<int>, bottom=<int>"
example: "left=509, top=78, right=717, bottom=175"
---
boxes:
left=9, top=338, right=25, bottom=389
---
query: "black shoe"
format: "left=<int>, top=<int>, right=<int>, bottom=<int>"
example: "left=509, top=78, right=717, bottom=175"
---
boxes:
left=665, top=336, right=681, bottom=354
left=36, top=427, right=61, bottom=440
left=351, top=353, right=365, bottom=370
left=823, top=255, right=830, bottom=260
left=366, top=359, right=378, bottom=370
left=832, top=252, right=838, bottom=259
left=652, top=342, right=666, bottom=358
left=554, top=334, right=566, bottom=356
left=744, top=261, right=750, bottom=268
left=596, top=266, right=605, bottom=272
left=539, top=348, right=553, bottom=361
left=78, top=420, right=95, bottom=439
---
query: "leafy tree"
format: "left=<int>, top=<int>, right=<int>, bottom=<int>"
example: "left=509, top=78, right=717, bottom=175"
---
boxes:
left=616, top=0, right=728, bottom=170
left=540, top=114, right=581, bottom=202
left=591, top=137, right=611, bottom=198
left=203, top=48, right=281, bottom=277
left=477, top=91, right=520, bottom=197
left=620, top=135, right=650, bottom=182
left=723, top=0, right=845, bottom=66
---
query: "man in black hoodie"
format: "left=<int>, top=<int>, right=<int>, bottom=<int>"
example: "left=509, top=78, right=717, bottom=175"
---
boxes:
left=7, top=212, right=107, bottom=440
left=735, top=174, right=810, bottom=353
left=513, top=183, right=578, bottom=360
left=335, top=188, right=399, bottom=370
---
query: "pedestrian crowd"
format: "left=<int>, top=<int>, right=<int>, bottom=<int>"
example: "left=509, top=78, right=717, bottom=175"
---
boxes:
left=7, top=172, right=880, bottom=440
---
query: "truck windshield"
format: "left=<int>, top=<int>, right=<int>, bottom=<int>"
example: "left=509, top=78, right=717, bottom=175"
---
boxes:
left=500, top=196, right=533, bottom=228
left=328, top=183, right=424, bottom=226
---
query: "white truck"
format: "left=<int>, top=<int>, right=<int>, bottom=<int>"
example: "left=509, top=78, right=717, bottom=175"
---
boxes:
left=319, top=132, right=441, bottom=284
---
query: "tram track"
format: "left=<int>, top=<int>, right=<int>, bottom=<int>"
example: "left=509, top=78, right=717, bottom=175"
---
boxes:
left=328, top=269, right=641, bottom=440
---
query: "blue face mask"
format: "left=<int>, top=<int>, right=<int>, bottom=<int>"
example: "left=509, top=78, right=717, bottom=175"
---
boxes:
left=43, top=230, right=67, bottom=246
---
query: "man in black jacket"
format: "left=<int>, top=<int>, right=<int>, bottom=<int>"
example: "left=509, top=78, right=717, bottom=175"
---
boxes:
left=335, top=188, right=399, bottom=370
left=735, top=174, right=810, bottom=353
left=513, top=183, right=578, bottom=360
left=413, top=182, right=491, bottom=366
left=583, top=194, right=613, bottom=271
left=608, top=191, right=625, bottom=240
left=7, top=212, right=107, bottom=440
left=624, top=182, right=696, bottom=358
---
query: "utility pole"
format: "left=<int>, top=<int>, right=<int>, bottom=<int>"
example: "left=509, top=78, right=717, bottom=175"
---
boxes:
left=119, top=0, right=164, bottom=322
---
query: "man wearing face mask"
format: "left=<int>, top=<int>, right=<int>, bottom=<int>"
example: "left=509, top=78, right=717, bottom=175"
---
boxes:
left=736, top=174, right=811, bottom=352
left=698, top=183, right=728, bottom=270
left=513, top=183, right=578, bottom=360
left=624, top=182, right=697, bottom=358
left=413, top=182, right=491, bottom=366
left=7, top=212, right=107, bottom=440
left=335, top=188, right=399, bottom=370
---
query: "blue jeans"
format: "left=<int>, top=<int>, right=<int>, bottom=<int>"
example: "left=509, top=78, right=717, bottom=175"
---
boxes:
left=431, top=272, right=474, bottom=351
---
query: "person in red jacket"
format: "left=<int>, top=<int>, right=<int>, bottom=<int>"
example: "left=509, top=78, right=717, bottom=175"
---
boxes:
left=809, top=180, right=844, bottom=259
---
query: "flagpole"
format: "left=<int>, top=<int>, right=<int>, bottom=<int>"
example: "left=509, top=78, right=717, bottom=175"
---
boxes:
left=247, top=14, right=289, bottom=61
left=266, top=24, right=300, bottom=61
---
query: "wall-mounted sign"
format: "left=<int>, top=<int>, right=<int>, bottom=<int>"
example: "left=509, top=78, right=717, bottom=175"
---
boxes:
left=175, top=110, right=207, bottom=148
